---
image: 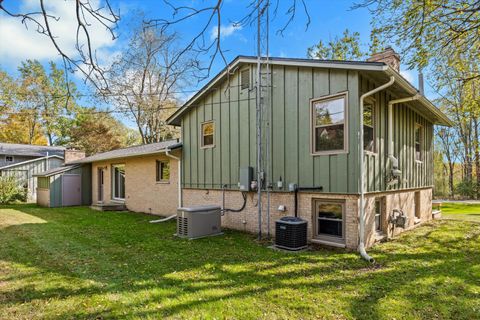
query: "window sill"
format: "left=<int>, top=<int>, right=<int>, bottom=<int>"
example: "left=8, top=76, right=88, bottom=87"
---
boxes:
left=364, top=151, right=378, bottom=156
left=200, top=145, right=215, bottom=149
left=111, top=199, right=125, bottom=203
left=311, top=238, right=346, bottom=248
left=156, top=181, right=170, bottom=185
left=311, top=150, right=349, bottom=156
left=415, top=160, right=423, bottom=164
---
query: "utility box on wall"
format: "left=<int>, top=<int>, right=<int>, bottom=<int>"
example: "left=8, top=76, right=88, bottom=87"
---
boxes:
left=239, top=167, right=253, bottom=191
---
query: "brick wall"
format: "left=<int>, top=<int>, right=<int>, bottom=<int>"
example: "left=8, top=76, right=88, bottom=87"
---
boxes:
left=91, top=152, right=180, bottom=216
left=183, top=187, right=433, bottom=250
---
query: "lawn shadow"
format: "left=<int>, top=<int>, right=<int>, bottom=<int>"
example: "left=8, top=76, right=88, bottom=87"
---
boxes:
left=1, top=204, right=479, bottom=319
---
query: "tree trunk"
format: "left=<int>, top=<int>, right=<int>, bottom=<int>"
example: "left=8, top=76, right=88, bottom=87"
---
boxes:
left=474, top=117, right=480, bottom=199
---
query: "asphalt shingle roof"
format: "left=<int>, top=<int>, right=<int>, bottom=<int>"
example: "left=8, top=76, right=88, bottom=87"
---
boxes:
left=73, top=140, right=182, bottom=163
left=0, top=143, right=65, bottom=157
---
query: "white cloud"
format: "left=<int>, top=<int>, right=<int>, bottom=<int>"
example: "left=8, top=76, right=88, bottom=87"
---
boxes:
left=0, top=0, right=117, bottom=68
left=209, top=23, right=242, bottom=41
left=400, top=69, right=417, bottom=86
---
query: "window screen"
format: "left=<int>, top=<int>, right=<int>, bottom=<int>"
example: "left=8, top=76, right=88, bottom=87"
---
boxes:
left=156, top=160, right=170, bottom=182
left=364, top=103, right=375, bottom=152
left=315, top=201, right=344, bottom=238
left=312, top=96, right=346, bottom=152
left=201, top=122, right=215, bottom=147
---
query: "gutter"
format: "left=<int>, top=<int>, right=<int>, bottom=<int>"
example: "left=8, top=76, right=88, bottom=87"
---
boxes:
left=165, top=148, right=182, bottom=209
left=359, top=75, right=395, bottom=263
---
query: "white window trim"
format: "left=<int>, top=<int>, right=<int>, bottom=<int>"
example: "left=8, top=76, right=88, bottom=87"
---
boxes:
left=374, top=197, right=385, bottom=235
left=112, top=164, right=126, bottom=201
left=5, top=155, right=14, bottom=162
left=313, top=199, right=346, bottom=243
left=310, top=91, right=349, bottom=156
left=200, top=120, right=215, bottom=149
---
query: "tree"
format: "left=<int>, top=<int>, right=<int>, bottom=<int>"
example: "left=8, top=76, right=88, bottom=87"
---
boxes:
left=104, top=19, right=193, bottom=144
left=354, top=0, right=480, bottom=82
left=17, top=60, right=77, bottom=145
left=68, top=108, right=140, bottom=155
left=307, top=29, right=365, bottom=60
left=0, top=0, right=120, bottom=92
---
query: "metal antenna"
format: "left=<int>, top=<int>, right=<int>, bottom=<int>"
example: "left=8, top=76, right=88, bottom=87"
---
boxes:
left=256, top=0, right=271, bottom=240
left=256, top=0, right=263, bottom=240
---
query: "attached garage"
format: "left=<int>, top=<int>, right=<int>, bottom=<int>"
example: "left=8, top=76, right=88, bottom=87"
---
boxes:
left=34, top=164, right=91, bottom=207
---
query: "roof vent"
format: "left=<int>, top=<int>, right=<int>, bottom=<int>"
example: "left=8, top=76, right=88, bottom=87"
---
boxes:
left=240, top=69, right=250, bottom=90
left=367, top=47, right=400, bottom=72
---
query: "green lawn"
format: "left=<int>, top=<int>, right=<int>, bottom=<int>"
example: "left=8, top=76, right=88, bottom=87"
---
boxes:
left=0, top=205, right=479, bottom=319
left=441, top=203, right=480, bottom=222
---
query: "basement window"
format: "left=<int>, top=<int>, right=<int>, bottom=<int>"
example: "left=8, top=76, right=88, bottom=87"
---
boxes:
left=156, top=160, right=170, bottom=183
left=311, top=93, right=347, bottom=154
left=240, top=69, right=250, bottom=90
left=415, top=124, right=423, bottom=161
left=5, top=155, right=14, bottom=163
left=314, top=200, right=345, bottom=241
left=201, top=121, right=215, bottom=148
left=364, top=102, right=375, bottom=153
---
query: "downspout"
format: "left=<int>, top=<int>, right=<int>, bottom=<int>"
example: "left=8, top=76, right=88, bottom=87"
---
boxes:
left=165, top=149, right=182, bottom=208
left=387, top=94, right=422, bottom=173
left=359, top=76, right=395, bottom=263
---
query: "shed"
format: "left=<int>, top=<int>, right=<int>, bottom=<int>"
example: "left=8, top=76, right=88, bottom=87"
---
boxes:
left=34, top=164, right=91, bottom=207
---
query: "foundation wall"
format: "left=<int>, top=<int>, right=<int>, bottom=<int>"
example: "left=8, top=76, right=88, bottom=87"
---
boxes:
left=183, top=187, right=433, bottom=249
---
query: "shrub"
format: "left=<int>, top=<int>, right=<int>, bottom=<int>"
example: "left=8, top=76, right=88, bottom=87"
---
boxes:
left=455, top=179, right=479, bottom=199
left=0, top=176, right=26, bottom=204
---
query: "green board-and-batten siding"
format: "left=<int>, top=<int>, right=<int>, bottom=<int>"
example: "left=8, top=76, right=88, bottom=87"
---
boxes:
left=180, top=65, right=433, bottom=194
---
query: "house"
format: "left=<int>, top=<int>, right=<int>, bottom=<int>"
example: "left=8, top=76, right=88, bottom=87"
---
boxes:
left=0, top=143, right=81, bottom=201
left=71, top=140, right=182, bottom=215
left=167, top=49, right=452, bottom=251
left=34, top=164, right=92, bottom=207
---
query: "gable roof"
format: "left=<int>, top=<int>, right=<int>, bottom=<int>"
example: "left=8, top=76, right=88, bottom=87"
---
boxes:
left=167, top=55, right=453, bottom=127
left=73, top=140, right=182, bottom=164
left=33, top=164, right=81, bottom=177
left=0, top=143, right=65, bottom=157
left=0, top=155, right=64, bottom=170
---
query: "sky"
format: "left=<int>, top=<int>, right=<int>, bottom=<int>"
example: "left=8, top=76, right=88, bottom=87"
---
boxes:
left=0, top=0, right=424, bottom=123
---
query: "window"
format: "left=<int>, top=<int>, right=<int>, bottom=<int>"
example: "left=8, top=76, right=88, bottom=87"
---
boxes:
left=240, top=69, right=250, bottom=90
left=201, top=121, right=215, bottom=148
left=312, top=94, right=346, bottom=153
left=5, top=155, right=14, bottom=163
left=415, top=124, right=423, bottom=161
left=112, top=164, right=125, bottom=200
left=374, top=198, right=383, bottom=233
left=156, top=160, right=170, bottom=182
left=314, top=200, right=344, bottom=240
left=364, top=102, right=375, bottom=152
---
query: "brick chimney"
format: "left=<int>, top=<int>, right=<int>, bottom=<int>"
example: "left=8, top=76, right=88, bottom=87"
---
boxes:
left=367, top=47, right=400, bottom=72
left=64, top=149, right=85, bottom=164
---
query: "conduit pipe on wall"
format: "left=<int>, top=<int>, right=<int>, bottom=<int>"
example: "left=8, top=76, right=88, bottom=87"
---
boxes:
left=387, top=94, right=422, bottom=173
left=359, top=76, right=395, bottom=263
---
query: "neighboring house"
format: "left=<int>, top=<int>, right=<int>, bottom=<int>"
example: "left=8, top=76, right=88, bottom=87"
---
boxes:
left=72, top=140, right=182, bottom=215
left=34, top=164, right=92, bottom=208
left=0, top=143, right=67, bottom=201
left=167, top=49, right=452, bottom=250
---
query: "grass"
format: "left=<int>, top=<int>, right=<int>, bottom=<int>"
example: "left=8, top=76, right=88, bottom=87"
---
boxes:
left=441, top=203, right=480, bottom=222
left=0, top=205, right=479, bottom=319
